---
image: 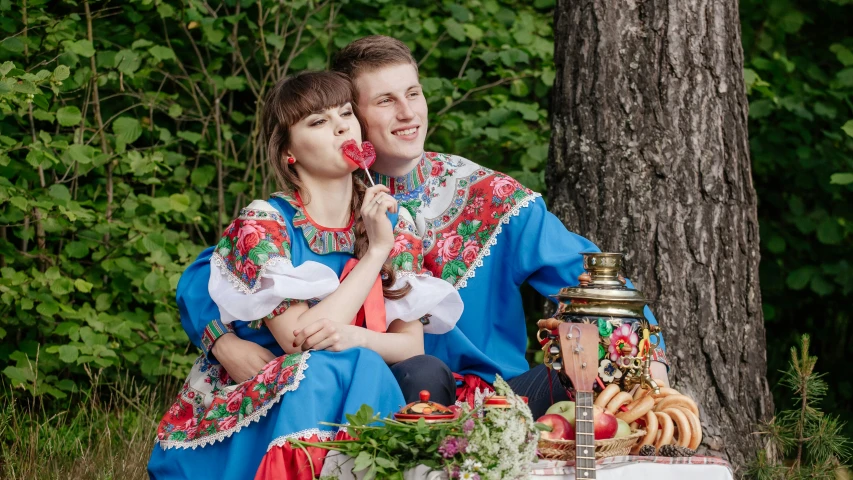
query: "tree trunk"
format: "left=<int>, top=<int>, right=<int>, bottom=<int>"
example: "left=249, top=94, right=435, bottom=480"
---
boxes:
left=548, top=0, right=773, bottom=471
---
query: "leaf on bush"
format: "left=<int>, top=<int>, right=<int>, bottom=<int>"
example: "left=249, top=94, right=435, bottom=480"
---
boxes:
left=56, top=106, right=82, bottom=126
left=3, top=366, right=35, bottom=385
left=51, top=277, right=74, bottom=296
left=10, top=196, right=27, bottom=211
left=170, top=193, right=190, bottom=212
left=0, top=61, right=14, bottom=76
left=830, top=173, right=853, bottom=185
left=48, top=184, right=71, bottom=202
left=112, top=117, right=143, bottom=144
left=1, top=37, right=26, bottom=54
left=786, top=267, right=816, bottom=290
left=224, top=76, right=246, bottom=91
left=191, top=165, right=216, bottom=187
left=841, top=120, right=853, bottom=138
left=463, top=24, right=484, bottom=41
left=115, top=49, right=141, bottom=75
left=816, top=218, right=843, bottom=245
left=143, top=271, right=163, bottom=292
left=810, top=275, right=835, bottom=296
left=67, top=144, right=94, bottom=164
left=148, top=45, right=176, bottom=62
left=74, top=278, right=93, bottom=293
left=67, top=40, right=95, bottom=58
left=443, top=19, right=467, bottom=42
left=178, top=131, right=203, bottom=144
left=58, top=345, right=79, bottom=363
left=131, top=39, right=154, bottom=50
left=53, top=65, right=70, bottom=81
left=168, top=103, right=182, bottom=118
left=150, top=196, right=172, bottom=212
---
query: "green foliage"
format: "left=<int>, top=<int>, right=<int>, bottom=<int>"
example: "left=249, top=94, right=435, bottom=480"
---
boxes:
left=747, top=335, right=851, bottom=478
left=0, top=0, right=553, bottom=401
left=741, top=0, right=853, bottom=440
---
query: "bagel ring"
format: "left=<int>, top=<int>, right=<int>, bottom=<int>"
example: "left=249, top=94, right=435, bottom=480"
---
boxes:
left=654, top=411, right=674, bottom=449
left=662, top=407, right=692, bottom=448
left=617, top=394, right=655, bottom=424
left=606, top=392, right=634, bottom=414
left=637, top=410, right=659, bottom=449
left=676, top=406, right=703, bottom=450
left=656, top=394, right=699, bottom=417
left=594, top=384, right=622, bottom=409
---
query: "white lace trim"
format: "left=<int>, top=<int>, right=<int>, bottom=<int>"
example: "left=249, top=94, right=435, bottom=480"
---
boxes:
left=393, top=270, right=434, bottom=279
left=454, top=386, right=494, bottom=410
left=455, top=192, right=541, bottom=290
left=265, top=425, right=349, bottom=451
left=156, top=351, right=311, bottom=450
left=211, top=250, right=293, bottom=295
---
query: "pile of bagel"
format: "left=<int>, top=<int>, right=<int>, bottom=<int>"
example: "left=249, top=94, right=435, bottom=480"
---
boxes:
left=594, top=382, right=702, bottom=453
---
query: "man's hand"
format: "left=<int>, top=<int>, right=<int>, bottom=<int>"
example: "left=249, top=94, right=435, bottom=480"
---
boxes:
left=293, top=319, right=366, bottom=352
left=211, top=333, right=276, bottom=384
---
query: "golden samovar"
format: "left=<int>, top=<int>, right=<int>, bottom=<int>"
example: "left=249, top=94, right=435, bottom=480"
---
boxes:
left=537, top=252, right=662, bottom=394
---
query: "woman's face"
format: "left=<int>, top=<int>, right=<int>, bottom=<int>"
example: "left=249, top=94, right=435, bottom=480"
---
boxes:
left=287, top=102, right=362, bottom=180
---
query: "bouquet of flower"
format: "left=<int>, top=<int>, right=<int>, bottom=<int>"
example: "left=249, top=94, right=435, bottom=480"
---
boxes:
left=296, top=376, right=539, bottom=480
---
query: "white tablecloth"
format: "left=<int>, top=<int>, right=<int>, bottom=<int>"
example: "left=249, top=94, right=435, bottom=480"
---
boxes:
left=321, top=454, right=734, bottom=479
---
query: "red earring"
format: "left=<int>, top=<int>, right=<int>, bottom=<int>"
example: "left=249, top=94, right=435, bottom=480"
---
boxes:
left=287, top=156, right=296, bottom=165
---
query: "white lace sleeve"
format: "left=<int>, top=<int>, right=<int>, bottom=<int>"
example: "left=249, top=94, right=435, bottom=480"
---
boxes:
left=209, top=257, right=339, bottom=324
left=384, top=273, right=463, bottom=334
left=207, top=199, right=340, bottom=324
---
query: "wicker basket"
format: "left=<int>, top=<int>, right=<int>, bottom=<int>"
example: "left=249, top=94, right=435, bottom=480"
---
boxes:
left=537, top=430, right=646, bottom=461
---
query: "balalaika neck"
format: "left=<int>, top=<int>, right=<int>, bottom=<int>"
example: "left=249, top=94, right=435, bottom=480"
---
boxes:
left=574, top=391, right=596, bottom=479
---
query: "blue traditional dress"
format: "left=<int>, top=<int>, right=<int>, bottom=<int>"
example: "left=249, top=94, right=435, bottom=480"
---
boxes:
left=369, top=153, right=669, bottom=404
left=148, top=193, right=462, bottom=480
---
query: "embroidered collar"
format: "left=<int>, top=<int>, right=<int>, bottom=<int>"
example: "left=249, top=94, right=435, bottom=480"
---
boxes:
left=370, top=153, right=432, bottom=195
left=271, top=192, right=356, bottom=255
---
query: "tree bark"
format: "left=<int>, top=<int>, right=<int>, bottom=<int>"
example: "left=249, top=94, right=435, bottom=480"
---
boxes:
left=548, top=0, right=772, bottom=471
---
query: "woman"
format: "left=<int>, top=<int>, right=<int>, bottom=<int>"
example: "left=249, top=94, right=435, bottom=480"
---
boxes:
left=148, top=71, right=462, bottom=480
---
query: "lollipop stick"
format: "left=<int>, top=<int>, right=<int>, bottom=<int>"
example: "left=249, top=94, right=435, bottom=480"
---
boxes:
left=363, top=167, right=376, bottom=186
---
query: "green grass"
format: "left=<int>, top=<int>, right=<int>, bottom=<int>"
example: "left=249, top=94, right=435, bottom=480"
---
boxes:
left=0, top=372, right=178, bottom=480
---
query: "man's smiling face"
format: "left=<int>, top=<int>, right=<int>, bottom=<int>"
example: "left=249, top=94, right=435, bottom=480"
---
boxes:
left=354, top=63, right=428, bottom=173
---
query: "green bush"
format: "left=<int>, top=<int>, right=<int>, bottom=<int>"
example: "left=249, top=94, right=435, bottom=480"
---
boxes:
left=0, top=0, right=554, bottom=400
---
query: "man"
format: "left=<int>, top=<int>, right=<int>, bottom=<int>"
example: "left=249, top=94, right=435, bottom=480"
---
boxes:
left=180, top=36, right=668, bottom=418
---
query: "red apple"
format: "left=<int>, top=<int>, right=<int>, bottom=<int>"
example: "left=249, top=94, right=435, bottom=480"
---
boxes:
left=593, top=405, right=618, bottom=440
left=536, top=414, right=576, bottom=440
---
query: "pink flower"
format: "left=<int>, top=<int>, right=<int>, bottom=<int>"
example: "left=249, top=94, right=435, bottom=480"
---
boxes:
left=168, top=403, right=183, bottom=418
left=236, top=220, right=266, bottom=255
left=465, top=197, right=485, bottom=215
left=608, top=324, right=639, bottom=362
left=490, top=176, right=517, bottom=199
left=461, top=239, right=480, bottom=264
left=463, top=419, right=475, bottom=435
left=225, top=390, right=243, bottom=413
left=391, top=234, right=409, bottom=257
left=240, top=258, right=258, bottom=279
left=431, top=161, right=443, bottom=176
left=218, top=415, right=237, bottom=430
left=183, top=416, right=198, bottom=431
left=259, top=361, right=281, bottom=385
left=436, top=233, right=464, bottom=260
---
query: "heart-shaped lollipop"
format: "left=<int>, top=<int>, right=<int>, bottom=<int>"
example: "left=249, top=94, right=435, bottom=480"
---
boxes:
left=342, top=139, right=377, bottom=186
left=341, top=140, right=376, bottom=170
